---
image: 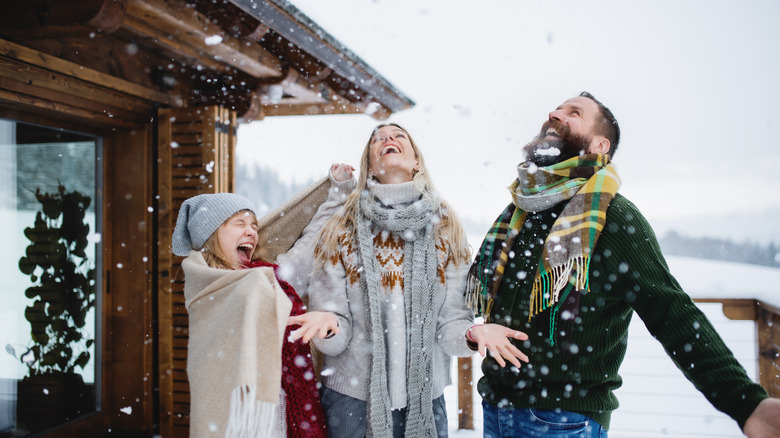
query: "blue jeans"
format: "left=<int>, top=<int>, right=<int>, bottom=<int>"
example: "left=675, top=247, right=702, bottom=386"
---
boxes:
left=320, top=386, right=449, bottom=438
left=482, top=401, right=607, bottom=437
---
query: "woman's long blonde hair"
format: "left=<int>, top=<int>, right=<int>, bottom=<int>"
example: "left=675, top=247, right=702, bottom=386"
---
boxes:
left=314, top=123, right=470, bottom=266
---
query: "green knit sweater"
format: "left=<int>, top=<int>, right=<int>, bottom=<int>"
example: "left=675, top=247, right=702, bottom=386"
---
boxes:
left=478, top=194, right=767, bottom=430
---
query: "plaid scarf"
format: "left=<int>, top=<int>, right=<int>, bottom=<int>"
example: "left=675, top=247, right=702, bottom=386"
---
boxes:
left=466, top=154, right=620, bottom=336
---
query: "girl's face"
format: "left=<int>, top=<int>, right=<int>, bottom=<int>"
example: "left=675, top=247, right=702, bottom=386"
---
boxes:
left=216, top=210, right=258, bottom=267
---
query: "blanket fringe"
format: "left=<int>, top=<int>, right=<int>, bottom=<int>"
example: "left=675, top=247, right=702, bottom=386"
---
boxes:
left=225, top=385, right=279, bottom=438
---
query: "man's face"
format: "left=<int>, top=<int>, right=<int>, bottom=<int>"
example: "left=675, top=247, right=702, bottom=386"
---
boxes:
left=522, top=96, right=604, bottom=167
left=522, top=119, right=593, bottom=167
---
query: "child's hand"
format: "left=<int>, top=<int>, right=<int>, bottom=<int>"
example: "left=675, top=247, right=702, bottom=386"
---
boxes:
left=288, top=311, right=340, bottom=343
left=330, top=163, right=355, bottom=182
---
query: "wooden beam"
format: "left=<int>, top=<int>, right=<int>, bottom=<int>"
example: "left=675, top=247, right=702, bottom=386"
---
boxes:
left=0, top=57, right=152, bottom=117
left=189, top=0, right=270, bottom=42
left=0, top=38, right=172, bottom=104
left=0, top=87, right=142, bottom=129
left=693, top=298, right=758, bottom=321
left=259, top=93, right=391, bottom=120
left=157, top=107, right=175, bottom=438
left=0, top=0, right=126, bottom=39
left=123, top=0, right=284, bottom=81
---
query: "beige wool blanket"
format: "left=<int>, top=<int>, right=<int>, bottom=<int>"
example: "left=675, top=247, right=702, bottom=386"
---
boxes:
left=184, top=251, right=291, bottom=437
left=256, top=177, right=329, bottom=264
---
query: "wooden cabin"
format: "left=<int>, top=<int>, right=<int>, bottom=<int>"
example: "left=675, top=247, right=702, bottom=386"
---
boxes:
left=0, top=1, right=412, bottom=437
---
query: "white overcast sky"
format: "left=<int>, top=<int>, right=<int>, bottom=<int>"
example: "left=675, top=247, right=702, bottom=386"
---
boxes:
left=237, top=0, right=780, bottom=242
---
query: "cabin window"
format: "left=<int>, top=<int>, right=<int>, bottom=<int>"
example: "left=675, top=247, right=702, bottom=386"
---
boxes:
left=0, top=119, right=102, bottom=435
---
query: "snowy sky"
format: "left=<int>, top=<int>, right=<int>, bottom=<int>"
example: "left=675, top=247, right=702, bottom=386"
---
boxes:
left=237, top=0, right=780, bottom=242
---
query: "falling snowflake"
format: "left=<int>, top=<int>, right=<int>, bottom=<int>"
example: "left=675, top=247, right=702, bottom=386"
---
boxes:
left=204, top=35, right=223, bottom=46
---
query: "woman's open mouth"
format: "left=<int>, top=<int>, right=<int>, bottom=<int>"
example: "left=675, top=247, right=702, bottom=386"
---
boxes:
left=381, top=145, right=400, bottom=156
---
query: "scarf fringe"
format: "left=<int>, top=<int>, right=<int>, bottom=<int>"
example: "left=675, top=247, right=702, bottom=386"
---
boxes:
left=225, top=384, right=280, bottom=438
left=528, top=256, right=589, bottom=322
left=465, top=274, right=494, bottom=322
left=465, top=273, right=486, bottom=313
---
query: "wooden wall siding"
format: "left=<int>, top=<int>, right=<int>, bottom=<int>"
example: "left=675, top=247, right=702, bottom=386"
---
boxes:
left=157, top=106, right=237, bottom=438
left=0, top=39, right=162, bottom=128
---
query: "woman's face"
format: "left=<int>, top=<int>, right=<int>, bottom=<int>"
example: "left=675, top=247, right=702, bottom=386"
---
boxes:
left=216, top=210, right=258, bottom=267
left=367, top=125, right=419, bottom=184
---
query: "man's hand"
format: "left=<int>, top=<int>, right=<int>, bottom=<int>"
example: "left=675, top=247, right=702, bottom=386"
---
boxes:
left=743, top=398, right=780, bottom=437
left=467, top=323, right=529, bottom=368
left=288, top=311, right=340, bottom=343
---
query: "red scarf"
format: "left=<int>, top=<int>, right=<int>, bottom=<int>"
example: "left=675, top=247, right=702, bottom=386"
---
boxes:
left=244, top=260, right=327, bottom=438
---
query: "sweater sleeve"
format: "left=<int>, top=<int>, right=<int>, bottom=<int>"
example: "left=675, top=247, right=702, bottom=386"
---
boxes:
left=597, top=195, right=768, bottom=429
left=308, top=240, right=353, bottom=356
left=276, top=172, right=356, bottom=297
left=434, top=244, right=476, bottom=357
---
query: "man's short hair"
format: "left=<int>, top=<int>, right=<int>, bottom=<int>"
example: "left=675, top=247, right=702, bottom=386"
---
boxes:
left=580, top=91, right=620, bottom=158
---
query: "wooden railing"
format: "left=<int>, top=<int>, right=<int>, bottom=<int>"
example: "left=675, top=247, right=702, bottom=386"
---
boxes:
left=455, top=298, right=780, bottom=429
left=693, top=298, right=780, bottom=397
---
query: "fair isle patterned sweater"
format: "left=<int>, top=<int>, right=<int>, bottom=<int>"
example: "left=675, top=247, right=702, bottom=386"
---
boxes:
left=310, top=181, right=475, bottom=409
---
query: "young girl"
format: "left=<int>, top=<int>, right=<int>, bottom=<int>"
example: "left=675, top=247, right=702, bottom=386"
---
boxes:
left=301, top=125, right=528, bottom=438
left=172, top=164, right=354, bottom=438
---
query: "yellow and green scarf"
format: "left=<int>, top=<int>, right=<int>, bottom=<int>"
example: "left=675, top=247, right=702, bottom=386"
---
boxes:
left=466, top=154, right=620, bottom=330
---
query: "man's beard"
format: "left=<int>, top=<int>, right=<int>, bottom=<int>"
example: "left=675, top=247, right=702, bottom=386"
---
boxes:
left=522, top=120, right=592, bottom=167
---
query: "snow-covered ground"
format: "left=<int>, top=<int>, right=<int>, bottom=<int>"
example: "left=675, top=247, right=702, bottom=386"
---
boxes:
left=444, top=255, right=780, bottom=437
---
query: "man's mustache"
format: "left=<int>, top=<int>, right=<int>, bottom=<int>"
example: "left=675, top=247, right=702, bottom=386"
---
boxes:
left=538, top=120, right=571, bottom=140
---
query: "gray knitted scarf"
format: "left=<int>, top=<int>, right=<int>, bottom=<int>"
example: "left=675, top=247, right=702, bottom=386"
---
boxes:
left=356, top=188, right=439, bottom=438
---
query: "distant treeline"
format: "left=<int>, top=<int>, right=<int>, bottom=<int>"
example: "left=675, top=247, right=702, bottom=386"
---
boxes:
left=236, top=163, right=780, bottom=270
left=235, top=161, right=316, bottom=215
left=659, top=230, right=780, bottom=269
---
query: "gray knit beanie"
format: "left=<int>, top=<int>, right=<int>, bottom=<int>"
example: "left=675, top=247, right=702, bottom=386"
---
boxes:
left=172, top=193, right=257, bottom=256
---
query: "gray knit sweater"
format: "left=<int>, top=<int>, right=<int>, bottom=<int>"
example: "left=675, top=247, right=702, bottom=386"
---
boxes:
left=310, top=181, right=475, bottom=408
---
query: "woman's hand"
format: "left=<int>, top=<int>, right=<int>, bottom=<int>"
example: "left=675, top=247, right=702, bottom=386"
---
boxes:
left=288, top=311, right=340, bottom=343
left=467, top=323, right=529, bottom=368
left=331, top=163, right=355, bottom=182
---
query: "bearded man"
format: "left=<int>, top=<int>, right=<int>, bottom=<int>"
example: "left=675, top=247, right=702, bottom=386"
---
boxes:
left=465, top=92, right=780, bottom=437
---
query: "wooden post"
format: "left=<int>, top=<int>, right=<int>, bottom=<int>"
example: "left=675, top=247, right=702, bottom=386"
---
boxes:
left=458, top=356, right=474, bottom=430
left=756, top=303, right=780, bottom=397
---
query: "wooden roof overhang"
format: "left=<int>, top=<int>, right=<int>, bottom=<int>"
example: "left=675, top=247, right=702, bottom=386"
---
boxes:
left=0, top=0, right=414, bottom=125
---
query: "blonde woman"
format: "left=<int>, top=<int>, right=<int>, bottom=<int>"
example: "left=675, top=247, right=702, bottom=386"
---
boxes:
left=297, top=124, right=529, bottom=438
